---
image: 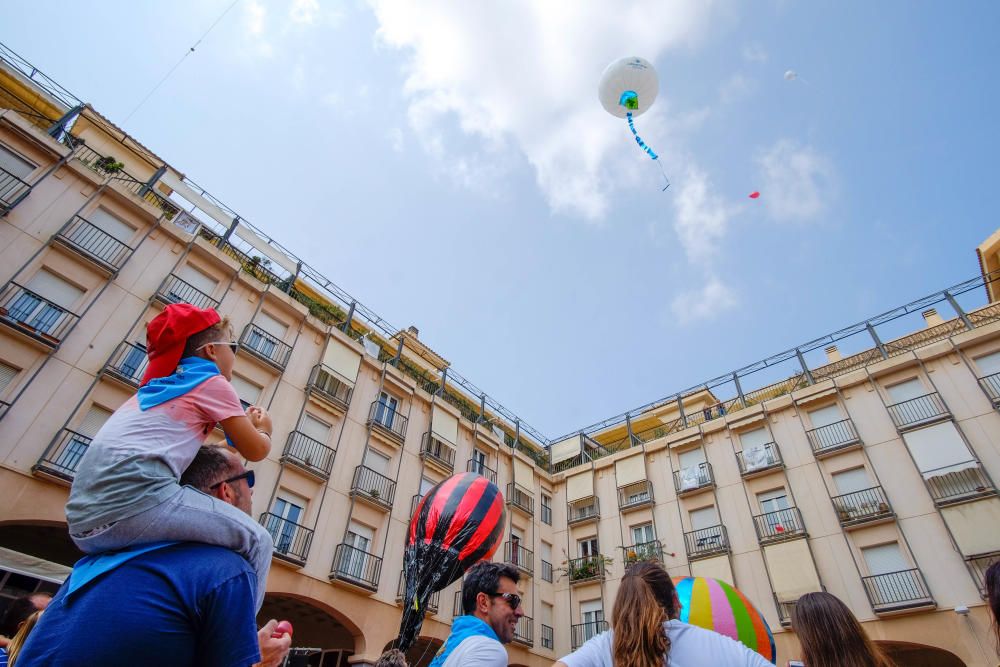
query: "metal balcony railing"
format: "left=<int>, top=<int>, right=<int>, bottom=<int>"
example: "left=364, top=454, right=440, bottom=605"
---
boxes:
left=33, top=429, right=91, bottom=482
left=410, top=494, right=424, bottom=517
left=506, top=483, right=534, bottom=515
left=673, top=462, right=714, bottom=495
left=541, top=559, right=553, bottom=582
left=684, top=525, right=730, bottom=560
left=367, top=399, right=407, bottom=443
left=540, top=501, right=552, bottom=525
left=330, top=543, right=382, bottom=591
left=568, top=555, right=606, bottom=584
left=467, top=458, right=497, bottom=484
left=307, top=365, right=353, bottom=411
left=0, top=165, right=32, bottom=214
left=735, top=443, right=783, bottom=476
left=571, top=620, right=608, bottom=650
left=102, top=341, right=148, bottom=387
left=567, top=496, right=600, bottom=525
left=623, top=539, right=663, bottom=565
left=55, top=215, right=134, bottom=270
left=396, top=571, right=440, bottom=613
left=805, top=419, right=861, bottom=455
left=774, top=595, right=797, bottom=627
left=978, top=372, right=1000, bottom=405
left=886, top=392, right=950, bottom=429
left=514, top=615, right=533, bottom=646
left=965, top=552, right=1000, bottom=597
left=924, top=462, right=996, bottom=505
left=351, top=465, right=396, bottom=510
left=0, top=282, right=79, bottom=345
left=541, top=623, right=554, bottom=650
left=239, top=323, right=292, bottom=369
left=453, top=590, right=464, bottom=617
left=260, top=512, right=313, bottom=566
left=861, top=568, right=934, bottom=612
left=155, top=274, right=219, bottom=310
left=281, top=431, right=336, bottom=479
left=420, top=432, right=455, bottom=472
left=0, top=400, right=10, bottom=421
left=752, top=507, right=806, bottom=544
left=618, top=480, right=654, bottom=511
left=831, top=486, right=893, bottom=526
left=504, top=541, right=534, bottom=575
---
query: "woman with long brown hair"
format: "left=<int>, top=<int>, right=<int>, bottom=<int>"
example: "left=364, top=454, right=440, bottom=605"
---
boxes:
left=554, top=561, right=771, bottom=667
left=5, top=610, right=42, bottom=667
left=985, top=560, right=1000, bottom=656
left=791, top=592, right=893, bottom=667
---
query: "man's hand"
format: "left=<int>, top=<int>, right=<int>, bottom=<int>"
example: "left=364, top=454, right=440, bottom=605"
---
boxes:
left=255, top=619, right=292, bottom=667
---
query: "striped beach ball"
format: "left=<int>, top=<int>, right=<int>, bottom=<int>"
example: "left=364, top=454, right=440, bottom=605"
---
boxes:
left=672, top=576, right=776, bottom=664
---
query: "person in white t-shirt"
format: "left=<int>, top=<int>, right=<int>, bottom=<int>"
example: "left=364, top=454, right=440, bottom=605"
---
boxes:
left=554, top=562, right=773, bottom=667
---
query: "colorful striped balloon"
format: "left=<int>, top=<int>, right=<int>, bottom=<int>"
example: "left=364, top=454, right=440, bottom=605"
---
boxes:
left=673, top=576, right=776, bottom=664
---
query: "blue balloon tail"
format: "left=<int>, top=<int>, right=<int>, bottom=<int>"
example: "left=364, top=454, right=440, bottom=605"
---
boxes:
left=626, top=112, right=670, bottom=190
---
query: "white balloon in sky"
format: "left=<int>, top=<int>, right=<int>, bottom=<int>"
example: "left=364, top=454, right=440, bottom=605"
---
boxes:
left=784, top=70, right=798, bottom=81
left=598, top=56, right=659, bottom=119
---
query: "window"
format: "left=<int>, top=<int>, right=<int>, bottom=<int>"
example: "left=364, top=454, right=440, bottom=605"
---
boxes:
left=689, top=506, right=723, bottom=548
left=541, top=603, right=554, bottom=649
left=974, top=351, right=1000, bottom=376
left=807, top=404, right=843, bottom=429
left=886, top=378, right=926, bottom=404
left=10, top=270, right=84, bottom=334
left=541, top=542, right=553, bottom=582
left=832, top=467, right=870, bottom=495
left=578, top=537, right=599, bottom=558
left=374, top=391, right=399, bottom=429
left=175, top=264, right=218, bottom=298
left=677, top=448, right=708, bottom=488
left=246, top=311, right=288, bottom=358
left=119, top=342, right=146, bottom=380
left=269, top=494, right=306, bottom=553
left=540, top=493, right=552, bottom=525
left=299, top=413, right=331, bottom=443
left=471, top=449, right=488, bottom=475
left=757, top=488, right=790, bottom=513
left=341, top=522, right=374, bottom=579
left=229, top=374, right=262, bottom=408
left=580, top=600, right=604, bottom=642
left=0, top=361, right=19, bottom=395
left=631, top=523, right=654, bottom=545
left=86, top=207, right=136, bottom=244
left=363, top=448, right=391, bottom=476
left=419, top=476, right=435, bottom=496
left=862, top=542, right=909, bottom=576
left=0, top=145, right=35, bottom=179
left=59, top=406, right=111, bottom=472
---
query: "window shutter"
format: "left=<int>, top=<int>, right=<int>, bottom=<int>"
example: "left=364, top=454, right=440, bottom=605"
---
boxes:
left=26, top=270, right=84, bottom=310
left=176, top=264, right=219, bottom=297
left=862, top=543, right=908, bottom=575
left=739, top=427, right=770, bottom=448
left=229, top=374, right=261, bottom=405
left=832, top=467, right=870, bottom=495
left=974, top=351, right=1000, bottom=376
left=0, top=362, right=18, bottom=393
left=255, top=311, right=288, bottom=339
left=363, top=448, right=390, bottom=475
left=300, top=413, right=331, bottom=442
left=689, top=506, right=720, bottom=530
left=0, top=145, right=35, bottom=179
left=886, top=378, right=925, bottom=404
left=678, top=448, right=706, bottom=468
left=78, top=406, right=113, bottom=437
left=87, top=207, right=136, bottom=243
left=806, top=404, right=842, bottom=428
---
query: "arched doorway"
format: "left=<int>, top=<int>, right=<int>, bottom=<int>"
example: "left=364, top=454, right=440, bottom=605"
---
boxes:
left=259, top=594, right=362, bottom=666
left=381, top=636, right=444, bottom=667
left=876, top=641, right=966, bottom=667
left=0, top=521, right=82, bottom=566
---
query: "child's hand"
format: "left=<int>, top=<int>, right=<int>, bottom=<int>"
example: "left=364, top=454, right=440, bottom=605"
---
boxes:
left=247, top=406, right=273, bottom=435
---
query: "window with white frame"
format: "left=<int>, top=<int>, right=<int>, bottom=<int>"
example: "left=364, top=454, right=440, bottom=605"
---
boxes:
left=268, top=492, right=307, bottom=553
left=580, top=599, right=604, bottom=642
left=373, top=391, right=399, bottom=429
left=578, top=537, right=599, bottom=558
left=861, top=542, right=909, bottom=577
left=340, top=522, right=375, bottom=579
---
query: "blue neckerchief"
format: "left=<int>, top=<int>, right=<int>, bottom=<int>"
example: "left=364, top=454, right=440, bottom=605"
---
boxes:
left=64, top=541, right=178, bottom=600
left=137, top=357, right=220, bottom=410
left=429, top=615, right=500, bottom=667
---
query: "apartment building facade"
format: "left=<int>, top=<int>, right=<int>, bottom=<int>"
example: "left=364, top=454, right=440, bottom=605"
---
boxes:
left=1, top=44, right=999, bottom=667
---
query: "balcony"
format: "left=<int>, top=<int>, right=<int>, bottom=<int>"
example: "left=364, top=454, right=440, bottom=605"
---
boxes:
left=622, top=539, right=663, bottom=566
left=567, top=496, right=600, bottom=526
left=239, top=324, right=292, bottom=371
left=618, top=480, right=654, bottom=512
left=506, top=483, right=534, bottom=516
left=504, top=541, right=534, bottom=576
left=420, top=432, right=455, bottom=473
left=101, top=341, right=148, bottom=388
left=831, top=486, right=894, bottom=528
left=752, top=507, right=806, bottom=545
left=350, top=465, right=396, bottom=511
left=260, top=512, right=313, bottom=567
left=571, top=620, right=608, bottom=650
left=540, top=501, right=552, bottom=525
left=154, top=274, right=219, bottom=310
left=54, top=214, right=134, bottom=273
left=978, top=372, right=1000, bottom=407
left=673, top=462, right=714, bottom=497
left=33, top=429, right=91, bottom=484
left=0, top=282, right=79, bottom=346
left=886, top=392, right=950, bottom=431
left=329, top=543, right=382, bottom=592
left=367, top=399, right=407, bottom=444
left=965, top=552, right=1000, bottom=597
left=0, top=165, right=32, bottom=214
left=568, top=555, right=606, bottom=585
left=541, top=623, right=554, bottom=650
left=774, top=595, right=798, bottom=627
left=453, top=590, right=463, bottom=617
left=513, top=615, right=533, bottom=647
left=281, top=431, right=336, bottom=480
left=861, top=568, right=935, bottom=614
left=410, top=494, right=424, bottom=517
left=307, top=365, right=354, bottom=412
left=541, top=559, right=553, bottom=583
left=684, top=525, right=730, bottom=561
left=396, top=571, right=439, bottom=614
left=805, top=419, right=861, bottom=457
left=924, top=462, right=996, bottom=506
left=467, top=458, right=497, bottom=484
left=735, top=443, right=784, bottom=478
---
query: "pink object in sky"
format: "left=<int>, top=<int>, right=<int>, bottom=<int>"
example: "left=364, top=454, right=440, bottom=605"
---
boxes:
left=749, top=191, right=760, bottom=199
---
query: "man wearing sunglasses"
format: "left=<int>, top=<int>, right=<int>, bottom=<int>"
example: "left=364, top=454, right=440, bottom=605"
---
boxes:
left=429, top=562, right=524, bottom=667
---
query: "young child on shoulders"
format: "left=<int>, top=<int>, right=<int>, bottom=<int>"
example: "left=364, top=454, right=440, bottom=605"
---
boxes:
left=66, top=303, right=275, bottom=609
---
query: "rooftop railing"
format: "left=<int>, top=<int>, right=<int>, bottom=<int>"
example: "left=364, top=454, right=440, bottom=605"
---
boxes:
left=307, top=365, right=353, bottom=411
left=831, top=486, right=893, bottom=527
left=805, top=418, right=861, bottom=455
left=752, top=507, right=806, bottom=544
left=886, top=392, right=950, bottom=430
left=101, top=340, right=148, bottom=387
left=239, top=323, right=292, bottom=370
left=861, top=568, right=934, bottom=613
left=281, top=430, right=336, bottom=479
left=260, top=512, right=313, bottom=566
left=684, top=525, right=730, bottom=560
left=154, top=274, right=219, bottom=310
left=0, top=282, right=79, bottom=345
left=330, top=543, right=382, bottom=591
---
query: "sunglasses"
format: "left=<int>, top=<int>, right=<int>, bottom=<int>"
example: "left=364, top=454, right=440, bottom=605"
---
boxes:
left=210, top=469, right=255, bottom=489
left=196, top=341, right=239, bottom=353
left=488, top=592, right=522, bottom=610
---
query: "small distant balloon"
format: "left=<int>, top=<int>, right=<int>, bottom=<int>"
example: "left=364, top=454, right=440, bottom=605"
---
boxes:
left=784, top=70, right=797, bottom=81
left=749, top=191, right=760, bottom=199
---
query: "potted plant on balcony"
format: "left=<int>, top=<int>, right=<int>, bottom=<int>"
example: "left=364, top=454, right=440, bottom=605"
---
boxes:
left=95, top=156, right=124, bottom=174
left=369, top=488, right=381, bottom=500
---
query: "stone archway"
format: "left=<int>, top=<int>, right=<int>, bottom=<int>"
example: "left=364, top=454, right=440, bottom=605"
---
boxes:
left=876, top=641, right=966, bottom=667
left=381, top=636, right=443, bottom=667
left=259, top=593, right=364, bottom=667
left=0, top=520, right=82, bottom=566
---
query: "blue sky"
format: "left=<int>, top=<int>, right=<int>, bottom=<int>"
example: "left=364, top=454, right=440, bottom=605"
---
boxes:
left=5, top=1, right=999, bottom=438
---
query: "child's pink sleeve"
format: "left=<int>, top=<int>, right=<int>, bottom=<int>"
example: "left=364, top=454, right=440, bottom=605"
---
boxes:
left=195, top=376, right=248, bottom=424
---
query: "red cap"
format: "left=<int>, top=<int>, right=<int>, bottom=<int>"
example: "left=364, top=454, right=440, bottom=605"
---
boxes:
left=141, top=303, right=221, bottom=386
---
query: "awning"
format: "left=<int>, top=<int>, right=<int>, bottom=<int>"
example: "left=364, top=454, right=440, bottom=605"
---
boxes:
left=0, top=546, right=72, bottom=584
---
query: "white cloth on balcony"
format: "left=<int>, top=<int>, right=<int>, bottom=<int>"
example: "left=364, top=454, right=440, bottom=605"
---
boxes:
left=680, top=465, right=703, bottom=490
left=743, top=445, right=770, bottom=471
left=361, top=336, right=381, bottom=358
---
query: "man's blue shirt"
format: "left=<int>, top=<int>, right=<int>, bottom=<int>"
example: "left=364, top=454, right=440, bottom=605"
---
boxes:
left=15, top=542, right=260, bottom=667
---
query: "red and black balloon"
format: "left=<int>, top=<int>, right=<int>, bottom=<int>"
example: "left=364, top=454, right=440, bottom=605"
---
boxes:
left=396, top=472, right=506, bottom=652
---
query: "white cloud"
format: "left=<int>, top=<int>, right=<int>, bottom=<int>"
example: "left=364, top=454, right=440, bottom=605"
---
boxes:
left=366, top=1, right=720, bottom=220
left=242, top=0, right=274, bottom=57
left=742, top=43, right=768, bottom=63
left=245, top=0, right=266, bottom=35
left=672, top=165, right=735, bottom=262
left=757, top=139, right=834, bottom=222
left=290, top=0, right=320, bottom=24
left=670, top=275, right=737, bottom=324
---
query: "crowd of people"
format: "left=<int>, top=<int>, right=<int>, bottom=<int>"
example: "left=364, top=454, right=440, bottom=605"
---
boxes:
left=0, top=302, right=998, bottom=666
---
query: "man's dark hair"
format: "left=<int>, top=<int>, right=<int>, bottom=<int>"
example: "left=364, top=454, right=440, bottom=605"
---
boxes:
left=461, top=562, right=519, bottom=614
left=180, top=445, right=235, bottom=491
left=0, top=594, right=48, bottom=637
